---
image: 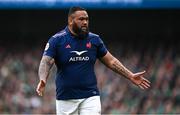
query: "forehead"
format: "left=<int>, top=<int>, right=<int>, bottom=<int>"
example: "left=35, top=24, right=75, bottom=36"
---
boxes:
left=73, top=10, right=88, bottom=18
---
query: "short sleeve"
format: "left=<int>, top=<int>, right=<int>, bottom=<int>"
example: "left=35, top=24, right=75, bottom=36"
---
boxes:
left=97, top=37, right=108, bottom=58
left=43, top=37, right=56, bottom=58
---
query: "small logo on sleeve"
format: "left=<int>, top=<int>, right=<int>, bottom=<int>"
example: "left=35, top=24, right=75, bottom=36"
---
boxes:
left=65, top=44, right=71, bottom=48
left=45, top=43, right=49, bottom=51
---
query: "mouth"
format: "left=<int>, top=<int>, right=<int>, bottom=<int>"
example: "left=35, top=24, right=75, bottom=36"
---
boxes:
left=81, top=26, right=87, bottom=29
left=81, top=26, right=88, bottom=32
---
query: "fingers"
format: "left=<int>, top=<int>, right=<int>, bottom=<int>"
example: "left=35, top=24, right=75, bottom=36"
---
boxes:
left=36, top=88, right=43, bottom=96
left=133, top=70, right=151, bottom=90
left=143, top=78, right=151, bottom=84
left=36, top=84, right=43, bottom=96
left=141, top=82, right=149, bottom=89
left=138, top=79, right=151, bottom=90
left=143, top=81, right=151, bottom=88
left=36, top=80, right=46, bottom=96
left=139, top=85, right=145, bottom=90
left=36, top=86, right=44, bottom=96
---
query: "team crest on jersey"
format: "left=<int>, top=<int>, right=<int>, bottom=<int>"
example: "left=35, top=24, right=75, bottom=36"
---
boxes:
left=86, top=42, right=91, bottom=48
left=45, top=43, right=49, bottom=51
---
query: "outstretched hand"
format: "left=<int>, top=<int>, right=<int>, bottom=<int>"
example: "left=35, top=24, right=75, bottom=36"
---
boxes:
left=36, top=80, right=46, bottom=96
left=130, top=71, right=151, bottom=90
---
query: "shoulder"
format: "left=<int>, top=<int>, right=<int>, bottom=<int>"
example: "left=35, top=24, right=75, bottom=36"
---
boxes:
left=48, top=30, right=68, bottom=44
left=89, top=32, right=100, bottom=38
left=89, top=32, right=103, bottom=43
left=89, top=32, right=104, bottom=43
left=52, top=30, right=68, bottom=39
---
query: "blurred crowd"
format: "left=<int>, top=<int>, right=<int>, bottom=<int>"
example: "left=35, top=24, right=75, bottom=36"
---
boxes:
left=0, top=47, right=56, bottom=114
left=0, top=43, right=179, bottom=114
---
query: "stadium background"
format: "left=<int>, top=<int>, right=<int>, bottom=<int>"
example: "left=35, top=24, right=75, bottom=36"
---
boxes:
left=0, top=0, right=180, bottom=114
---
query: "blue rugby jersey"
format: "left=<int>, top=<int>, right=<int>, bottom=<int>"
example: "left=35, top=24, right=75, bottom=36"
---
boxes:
left=43, top=27, right=107, bottom=100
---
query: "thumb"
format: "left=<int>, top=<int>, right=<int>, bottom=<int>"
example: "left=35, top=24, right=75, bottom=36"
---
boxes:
left=134, top=70, right=146, bottom=76
left=36, top=80, right=46, bottom=96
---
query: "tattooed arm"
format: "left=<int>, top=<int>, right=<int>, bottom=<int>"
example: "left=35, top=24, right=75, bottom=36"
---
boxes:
left=100, top=51, right=150, bottom=89
left=38, top=56, right=55, bottom=83
left=36, top=55, right=55, bottom=96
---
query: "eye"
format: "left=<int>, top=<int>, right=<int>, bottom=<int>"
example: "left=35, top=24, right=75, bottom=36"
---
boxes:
left=79, top=17, right=89, bottom=21
left=79, top=17, right=84, bottom=21
left=80, top=19, right=83, bottom=21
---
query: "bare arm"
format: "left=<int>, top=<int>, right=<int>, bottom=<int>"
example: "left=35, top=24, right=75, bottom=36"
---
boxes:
left=100, top=52, right=133, bottom=79
left=100, top=51, right=150, bottom=89
left=36, top=55, right=54, bottom=96
left=38, top=55, right=55, bottom=83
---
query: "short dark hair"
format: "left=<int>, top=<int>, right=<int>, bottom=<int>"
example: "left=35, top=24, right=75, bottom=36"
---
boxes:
left=68, top=6, right=86, bottom=17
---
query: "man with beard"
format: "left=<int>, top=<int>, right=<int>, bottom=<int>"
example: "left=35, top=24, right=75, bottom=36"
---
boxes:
left=36, top=6, right=151, bottom=114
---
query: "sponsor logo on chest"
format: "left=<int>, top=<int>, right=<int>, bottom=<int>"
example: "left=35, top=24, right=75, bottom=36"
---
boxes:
left=69, top=50, right=89, bottom=62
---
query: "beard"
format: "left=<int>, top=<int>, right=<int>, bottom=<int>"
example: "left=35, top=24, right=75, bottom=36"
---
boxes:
left=72, top=23, right=89, bottom=39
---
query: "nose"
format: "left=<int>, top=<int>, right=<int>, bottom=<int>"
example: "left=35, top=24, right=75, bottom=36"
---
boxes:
left=83, top=20, right=88, bottom=26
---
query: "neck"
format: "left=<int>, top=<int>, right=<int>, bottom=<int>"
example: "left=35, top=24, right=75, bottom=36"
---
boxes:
left=67, top=25, right=88, bottom=39
left=68, top=25, right=77, bottom=36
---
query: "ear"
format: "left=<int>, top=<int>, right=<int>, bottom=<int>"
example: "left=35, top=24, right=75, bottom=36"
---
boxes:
left=68, top=16, right=73, bottom=26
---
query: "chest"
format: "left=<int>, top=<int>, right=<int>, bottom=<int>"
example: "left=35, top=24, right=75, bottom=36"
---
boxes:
left=55, top=37, right=97, bottom=64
